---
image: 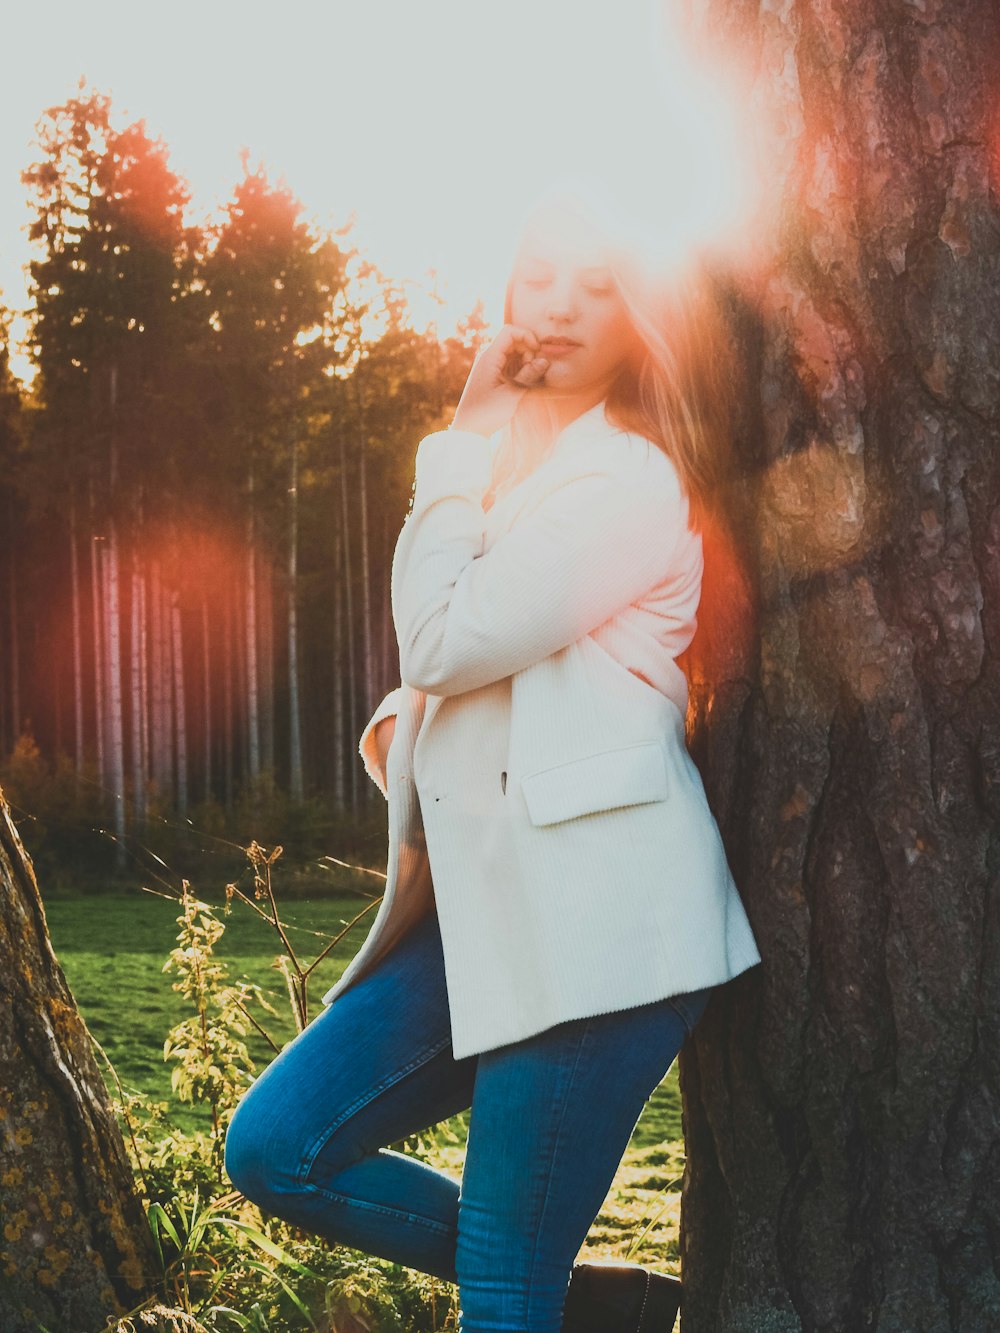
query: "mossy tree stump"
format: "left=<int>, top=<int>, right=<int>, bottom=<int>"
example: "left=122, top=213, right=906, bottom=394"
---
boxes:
left=0, top=792, right=156, bottom=1330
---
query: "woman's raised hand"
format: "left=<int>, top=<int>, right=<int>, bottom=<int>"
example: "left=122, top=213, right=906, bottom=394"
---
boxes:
left=374, top=714, right=396, bottom=787
left=451, top=325, right=550, bottom=439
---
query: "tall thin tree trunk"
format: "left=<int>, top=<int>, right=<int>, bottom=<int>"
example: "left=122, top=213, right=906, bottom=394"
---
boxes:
left=224, top=585, right=234, bottom=812
left=150, top=561, right=165, bottom=797
left=70, top=500, right=84, bottom=779
left=381, top=508, right=392, bottom=691
left=332, top=521, right=345, bottom=811
left=139, top=562, right=150, bottom=801
left=104, top=361, right=124, bottom=862
left=151, top=562, right=173, bottom=803
left=89, top=529, right=105, bottom=788
left=171, top=591, right=187, bottom=817
left=202, top=592, right=212, bottom=804
left=235, top=568, right=248, bottom=790
left=261, top=557, right=274, bottom=777
left=8, top=514, right=19, bottom=743
left=103, top=525, right=126, bottom=868
left=52, top=628, right=63, bottom=758
left=130, top=551, right=145, bottom=825
left=245, top=466, right=261, bottom=784
left=0, top=569, right=5, bottom=760
left=288, top=432, right=304, bottom=801
left=338, top=438, right=358, bottom=812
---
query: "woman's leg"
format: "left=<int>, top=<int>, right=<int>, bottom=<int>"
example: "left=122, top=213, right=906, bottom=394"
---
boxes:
left=454, top=985, right=713, bottom=1333
left=224, top=906, right=478, bottom=1280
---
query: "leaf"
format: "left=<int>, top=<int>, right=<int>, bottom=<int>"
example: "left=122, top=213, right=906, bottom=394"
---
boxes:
left=207, top=1215, right=321, bottom=1280
left=147, top=1200, right=183, bottom=1253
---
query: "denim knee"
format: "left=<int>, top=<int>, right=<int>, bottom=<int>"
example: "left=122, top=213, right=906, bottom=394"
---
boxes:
left=225, top=1070, right=374, bottom=1208
left=224, top=1077, right=339, bottom=1208
left=224, top=1085, right=283, bottom=1205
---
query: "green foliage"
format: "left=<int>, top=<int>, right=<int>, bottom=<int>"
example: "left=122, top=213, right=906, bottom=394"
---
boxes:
left=98, top=863, right=446, bottom=1330
left=161, top=881, right=277, bottom=1159
left=0, top=742, right=112, bottom=885
left=0, top=738, right=390, bottom=892
left=44, top=889, right=379, bottom=1131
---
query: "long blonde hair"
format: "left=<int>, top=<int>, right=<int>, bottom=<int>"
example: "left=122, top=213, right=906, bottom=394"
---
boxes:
left=484, top=185, right=738, bottom=537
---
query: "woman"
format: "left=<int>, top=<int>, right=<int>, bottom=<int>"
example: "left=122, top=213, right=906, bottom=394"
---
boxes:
left=224, top=178, right=763, bottom=1333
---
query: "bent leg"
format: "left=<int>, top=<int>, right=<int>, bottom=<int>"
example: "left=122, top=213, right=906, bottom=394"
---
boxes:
left=455, top=986, right=713, bottom=1332
left=225, top=907, right=478, bottom=1279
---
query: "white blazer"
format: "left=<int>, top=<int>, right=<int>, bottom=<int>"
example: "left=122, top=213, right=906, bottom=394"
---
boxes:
left=321, top=400, right=762, bottom=1058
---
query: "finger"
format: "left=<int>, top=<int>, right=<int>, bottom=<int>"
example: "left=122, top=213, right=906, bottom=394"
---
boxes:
left=509, top=356, right=550, bottom=386
left=494, top=324, right=541, bottom=356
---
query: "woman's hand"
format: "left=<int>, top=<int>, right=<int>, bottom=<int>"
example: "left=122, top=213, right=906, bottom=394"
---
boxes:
left=451, top=325, right=550, bottom=439
left=374, top=714, right=396, bottom=786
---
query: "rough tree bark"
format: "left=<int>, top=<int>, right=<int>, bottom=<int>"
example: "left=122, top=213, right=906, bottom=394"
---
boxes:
left=677, top=1, right=1000, bottom=1330
left=0, top=793, right=155, bottom=1330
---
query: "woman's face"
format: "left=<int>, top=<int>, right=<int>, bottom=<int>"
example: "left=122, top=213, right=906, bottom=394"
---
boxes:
left=508, top=203, right=641, bottom=398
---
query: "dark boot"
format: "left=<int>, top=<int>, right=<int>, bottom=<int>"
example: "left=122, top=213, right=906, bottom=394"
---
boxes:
left=561, top=1259, right=683, bottom=1332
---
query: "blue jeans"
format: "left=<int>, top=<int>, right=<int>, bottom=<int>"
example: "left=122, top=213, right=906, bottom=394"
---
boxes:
left=224, top=904, right=712, bottom=1332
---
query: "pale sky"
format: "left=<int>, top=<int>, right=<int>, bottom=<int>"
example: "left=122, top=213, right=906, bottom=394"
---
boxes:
left=0, top=0, right=757, bottom=380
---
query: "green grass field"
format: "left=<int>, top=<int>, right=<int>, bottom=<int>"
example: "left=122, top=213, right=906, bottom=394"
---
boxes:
left=44, top=890, right=685, bottom=1146
left=44, top=890, right=379, bottom=1123
left=44, top=890, right=691, bottom=1269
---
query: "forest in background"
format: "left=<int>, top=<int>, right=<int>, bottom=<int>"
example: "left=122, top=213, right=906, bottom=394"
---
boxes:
left=0, top=85, right=486, bottom=882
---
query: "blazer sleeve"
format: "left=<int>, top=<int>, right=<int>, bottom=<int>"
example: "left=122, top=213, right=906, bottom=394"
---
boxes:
left=359, top=686, right=404, bottom=799
left=391, top=428, right=688, bottom=697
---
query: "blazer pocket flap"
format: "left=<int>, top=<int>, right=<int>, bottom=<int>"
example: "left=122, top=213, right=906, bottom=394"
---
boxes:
left=520, top=741, right=669, bottom=827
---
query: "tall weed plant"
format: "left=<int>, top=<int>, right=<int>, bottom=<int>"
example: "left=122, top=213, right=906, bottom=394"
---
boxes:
left=106, top=844, right=460, bottom=1333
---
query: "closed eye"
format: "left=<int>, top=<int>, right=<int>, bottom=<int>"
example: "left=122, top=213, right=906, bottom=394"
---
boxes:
left=522, top=278, right=613, bottom=296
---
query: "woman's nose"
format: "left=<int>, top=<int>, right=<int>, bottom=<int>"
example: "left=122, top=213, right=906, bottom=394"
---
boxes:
left=545, top=283, right=579, bottom=320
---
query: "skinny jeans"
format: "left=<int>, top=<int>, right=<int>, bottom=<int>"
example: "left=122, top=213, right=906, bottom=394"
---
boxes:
left=224, top=903, right=712, bottom=1333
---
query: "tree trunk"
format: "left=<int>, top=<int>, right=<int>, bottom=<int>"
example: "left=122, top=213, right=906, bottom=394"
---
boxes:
left=70, top=500, right=85, bottom=779
left=171, top=590, right=187, bottom=817
left=338, top=437, right=359, bottom=813
left=202, top=591, right=212, bottom=804
left=245, top=467, right=261, bottom=784
left=150, top=560, right=169, bottom=800
left=0, top=794, right=155, bottom=1329
left=288, top=431, right=304, bottom=802
left=332, top=520, right=345, bottom=811
left=104, top=525, right=127, bottom=868
left=139, top=567, right=150, bottom=802
left=235, top=565, right=249, bottom=790
left=90, top=528, right=105, bottom=789
left=261, top=555, right=275, bottom=777
left=381, top=508, right=392, bottom=691
left=224, top=584, right=234, bottom=811
left=8, top=515, right=19, bottom=743
left=104, top=363, right=126, bottom=864
left=0, top=567, right=5, bottom=761
left=130, top=551, right=146, bottom=826
left=676, top=2, right=1000, bottom=1330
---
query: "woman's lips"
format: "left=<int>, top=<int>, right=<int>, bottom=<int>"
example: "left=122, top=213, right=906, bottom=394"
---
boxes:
left=540, top=341, right=581, bottom=359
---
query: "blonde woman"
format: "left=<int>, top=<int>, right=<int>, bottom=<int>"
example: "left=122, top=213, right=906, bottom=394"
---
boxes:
left=225, top=178, right=763, bottom=1333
